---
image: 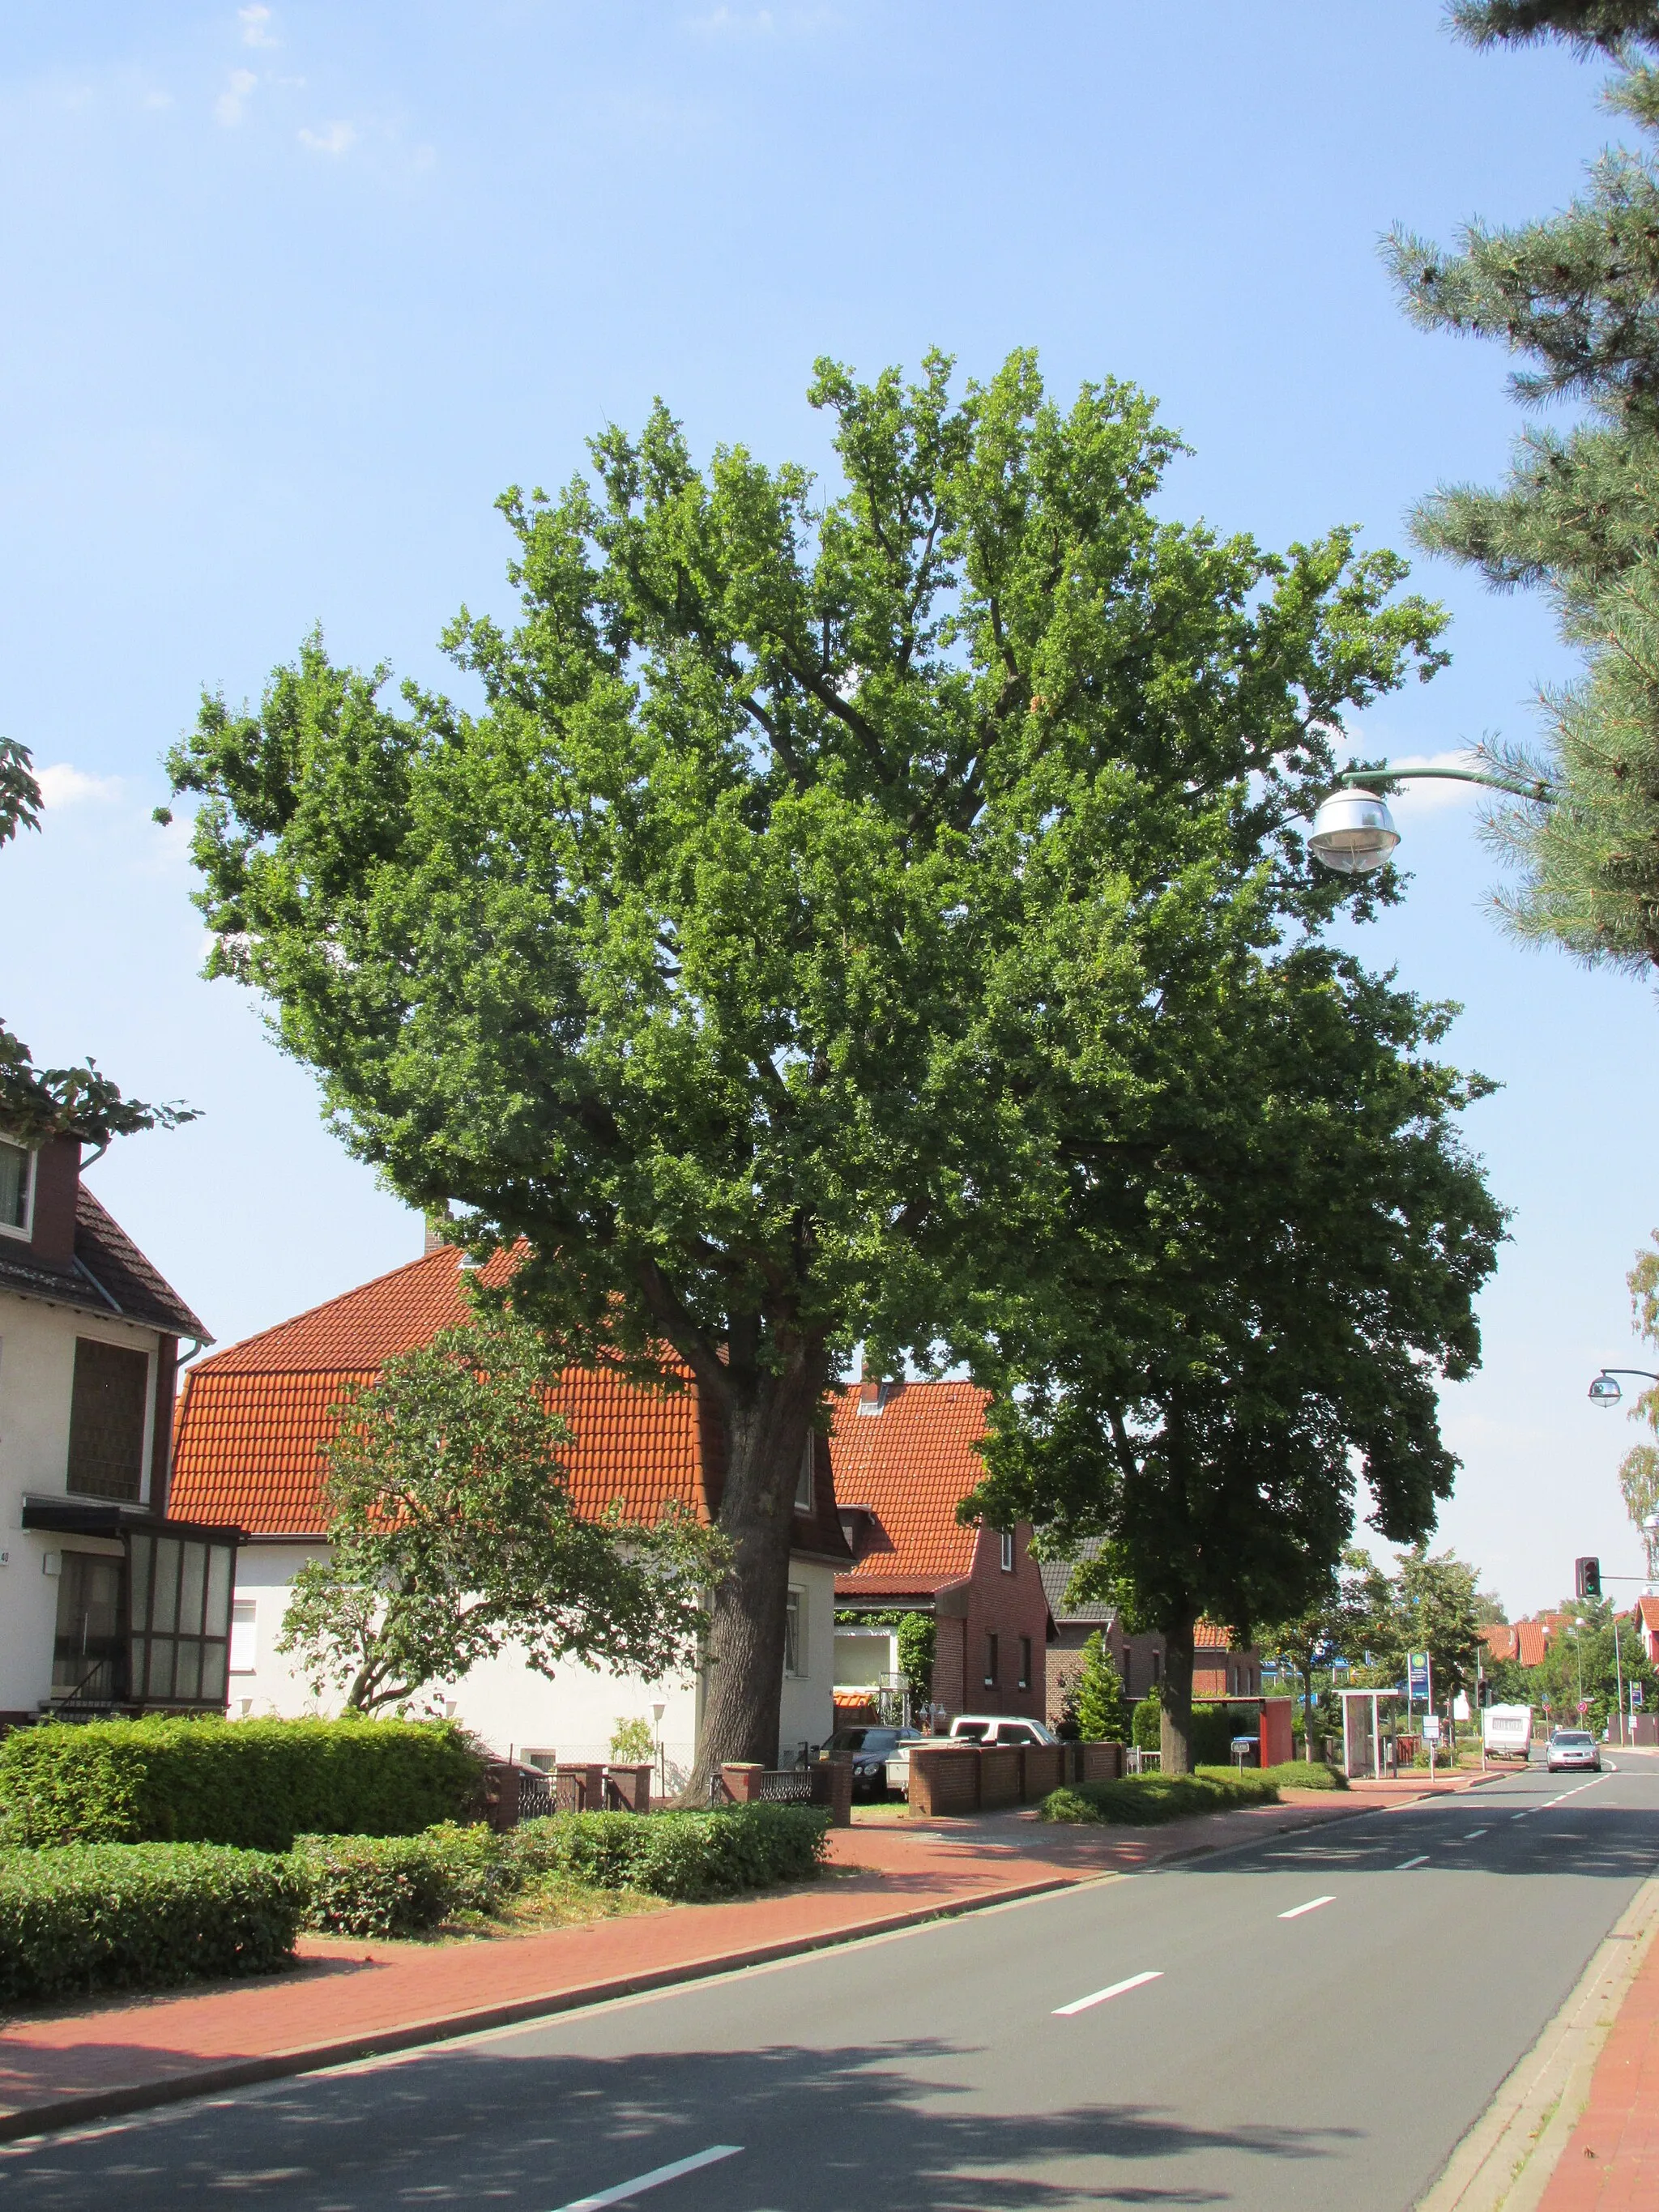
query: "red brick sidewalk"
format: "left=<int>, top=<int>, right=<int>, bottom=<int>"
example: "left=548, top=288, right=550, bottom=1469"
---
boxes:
left=0, top=1779, right=1465, bottom=2142
left=1537, top=1922, right=1659, bottom=2210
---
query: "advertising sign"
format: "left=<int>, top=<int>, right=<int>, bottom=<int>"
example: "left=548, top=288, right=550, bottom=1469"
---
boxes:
left=1408, top=1652, right=1431, bottom=1700
left=1633, top=1681, right=1646, bottom=1711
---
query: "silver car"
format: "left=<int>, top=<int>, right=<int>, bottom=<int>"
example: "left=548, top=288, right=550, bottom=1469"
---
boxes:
left=1545, top=1727, right=1601, bottom=1773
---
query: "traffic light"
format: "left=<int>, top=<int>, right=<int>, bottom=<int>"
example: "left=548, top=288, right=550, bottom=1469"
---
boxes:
left=1575, top=1555, right=1602, bottom=1600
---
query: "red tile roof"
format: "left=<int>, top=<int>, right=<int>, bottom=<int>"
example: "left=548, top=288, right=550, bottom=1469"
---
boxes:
left=830, top=1379, right=992, bottom=1596
left=1480, top=1623, right=1517, bottom=1664
left=1636, top=1596, right=1659, bottom=1633
left=169, top=1247, right=707, bottom=1537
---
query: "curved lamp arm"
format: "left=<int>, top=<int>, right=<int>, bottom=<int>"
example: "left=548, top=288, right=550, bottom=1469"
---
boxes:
left=1335, top=765, right=1555, bottom=803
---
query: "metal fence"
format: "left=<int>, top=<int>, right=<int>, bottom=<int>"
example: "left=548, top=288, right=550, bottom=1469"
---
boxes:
left=707, top=1765, right=817, bottom=1806
left=517, top=1768, right=557, bottom=1822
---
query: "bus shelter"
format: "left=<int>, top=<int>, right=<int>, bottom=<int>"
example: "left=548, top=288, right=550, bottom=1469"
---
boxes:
left=1340, top=1688, right=1402, bottom=1780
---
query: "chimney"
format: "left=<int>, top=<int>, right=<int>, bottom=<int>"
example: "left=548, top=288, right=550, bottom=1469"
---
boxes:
left=424, top=1207, right=451, bottom=1257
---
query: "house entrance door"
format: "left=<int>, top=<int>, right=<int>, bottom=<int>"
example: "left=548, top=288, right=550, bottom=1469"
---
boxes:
left=52, top=1551, right=126, bottom=1702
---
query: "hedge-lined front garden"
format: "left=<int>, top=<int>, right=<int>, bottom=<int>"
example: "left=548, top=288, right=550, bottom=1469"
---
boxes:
left=0, top=1843, right=306, bottom=2005
left=0, top=1801, right=835, bottom=1991
left=0, top=1717, right=484, bottom=1851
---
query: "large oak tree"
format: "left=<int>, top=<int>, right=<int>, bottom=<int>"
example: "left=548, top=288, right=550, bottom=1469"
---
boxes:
left=165, top=349, right=1448, bottom=1788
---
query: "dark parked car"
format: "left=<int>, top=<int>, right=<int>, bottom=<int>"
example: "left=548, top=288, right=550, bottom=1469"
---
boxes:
left=826, top=1725, right=927, bottom=1798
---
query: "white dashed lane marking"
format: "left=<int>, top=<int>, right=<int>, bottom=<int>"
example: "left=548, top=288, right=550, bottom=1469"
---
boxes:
left=1055, top=1971, right=1163, bottom=2017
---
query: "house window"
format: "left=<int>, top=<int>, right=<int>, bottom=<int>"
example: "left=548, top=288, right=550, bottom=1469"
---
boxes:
left=984, top=1632, right=1000, bottom=1688
left=1000, top=1530, right=1015, bottom=1573
left=0, top=1137, right=33, bottom=1238
left=1150, top=1648, right=1161, bottom=1684
left=784, top=1585, right=806, bottom=1677
left=66, top=1338, right=150, bottom=1501
left=1018, top=1635, right=1032, bottom=1690
left=229, top=1597, right=258, bottom=1674
left=795, top=1438, right=814, bottom=1513
left=128, top=1531, right=235, bottom=1706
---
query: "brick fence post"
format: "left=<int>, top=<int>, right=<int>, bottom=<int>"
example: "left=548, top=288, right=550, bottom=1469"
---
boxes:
left=811, top=1754, right=853, bottom=1826
left=482, top=1760, right=521, bottom=1832
left=605, top=1763, right=653, bottom=1813
left=720, top=1761, right=765, bottom=1804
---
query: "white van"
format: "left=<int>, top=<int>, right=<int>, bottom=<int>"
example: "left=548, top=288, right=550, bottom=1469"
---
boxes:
left=1482, top=1703, right=1533, bottom=1762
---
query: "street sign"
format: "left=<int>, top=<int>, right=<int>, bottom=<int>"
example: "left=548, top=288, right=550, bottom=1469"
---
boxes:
left=1408, top=1652, right=1430, bottom=1699
left=1421, top=1714, right=1442, bottom=1742
left=1578, top=1698, right=1593, bottom=1713
left=1634, top=1681, right=1646, bottom=1711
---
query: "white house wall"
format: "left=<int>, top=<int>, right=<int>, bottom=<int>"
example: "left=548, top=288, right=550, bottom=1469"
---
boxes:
left=0, top=1290, right=160, bottom=1717
left=228, top=1549, right=838, bottom=1777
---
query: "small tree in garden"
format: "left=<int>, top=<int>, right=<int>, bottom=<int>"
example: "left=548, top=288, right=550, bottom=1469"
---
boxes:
left=1073, top=1628, right=1129, bottom=1743
left=896, top=1613, right=936, bottom=1720
left=277, top=1316, right=720, bottom=1712
left=610, top=1716, right=656, bottom=1762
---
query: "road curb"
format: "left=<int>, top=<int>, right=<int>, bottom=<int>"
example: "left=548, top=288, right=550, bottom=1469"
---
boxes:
left=0, top=1870, right=1089, bottom=2146
left=1416, top=1867, right=1659, bottom=2211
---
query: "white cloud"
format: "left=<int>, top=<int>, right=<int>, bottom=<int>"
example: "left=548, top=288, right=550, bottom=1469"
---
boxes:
left=298, top=119, right=356, bottom=156
left=239, top=4, right=279, bottom=45
left=36, top=765, right=123, bottom=809
left=1340, top=748, right=1484, bottom=817
left=689, top=6, right=775, bottom=31
left=215, top=67, right=256, bottom=126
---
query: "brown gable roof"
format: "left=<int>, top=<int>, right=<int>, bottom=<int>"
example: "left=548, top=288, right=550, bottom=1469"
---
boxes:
left=0, top=1184, right=207, bottom=1340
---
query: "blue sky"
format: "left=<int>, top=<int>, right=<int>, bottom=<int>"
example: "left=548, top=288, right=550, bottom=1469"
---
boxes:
left=2, top=0, right=1654, bottom=1617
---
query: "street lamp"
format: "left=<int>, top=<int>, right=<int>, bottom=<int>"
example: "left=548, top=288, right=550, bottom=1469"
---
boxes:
left=1307, top=765, right=1555, bottom=877
left=1587, top=1367, right=1659, bottom=1406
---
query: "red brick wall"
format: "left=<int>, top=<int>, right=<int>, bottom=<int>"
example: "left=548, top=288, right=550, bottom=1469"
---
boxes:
left=932, top=1612, right=966, bottom=1717
left=958, top=1523, right=1051, bottom=1721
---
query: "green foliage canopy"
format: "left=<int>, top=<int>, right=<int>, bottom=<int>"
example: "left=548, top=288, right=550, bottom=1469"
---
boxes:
left=164, top=347, right=1450, bottom=1779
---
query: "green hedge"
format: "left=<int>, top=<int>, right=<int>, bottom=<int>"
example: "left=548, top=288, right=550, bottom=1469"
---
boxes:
left=1039, top=1771, right=1279, bottom=1826
left=513, top=1803, right=830, bottom=1900
left=0, top=1843, right=305, bottom=2005
left=1212, top=1759, right=1346, bottom=1792
left=290, top=1805, right=832, bottom=1937
left=0, top=1718, right=484, bottom=1852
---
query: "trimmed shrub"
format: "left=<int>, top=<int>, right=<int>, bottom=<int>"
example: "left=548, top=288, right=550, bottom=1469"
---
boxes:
left=512, top=1803, right=830, bottom=1900
left=0, top=1717, right=484, bottom=1852
left=1038, top=1771, right=1279, bottom=1826
left=292, top=1821, right=521, bottom=1937
left=1234, top=1759, right=1346, bottom=1792
left=1128, top=1699, right=1268, bottom=1763
left=0, top=1843, right=305, bottom=2004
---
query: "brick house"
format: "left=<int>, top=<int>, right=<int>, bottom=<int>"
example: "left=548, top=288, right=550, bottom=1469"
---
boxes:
left=0, top=1132, right=231, bottom=1727
left=166, top=1241, right=851, bottom=1781
left=830, top=1379, right=1054, bottom=1725
left=1631, top=1597, right=1659, bottom=1668
left=1038, top=1538, right=1261, bottom=1730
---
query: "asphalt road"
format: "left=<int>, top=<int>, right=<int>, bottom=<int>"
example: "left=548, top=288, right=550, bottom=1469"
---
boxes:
left=7, top=1758, right=1659, bottom=2212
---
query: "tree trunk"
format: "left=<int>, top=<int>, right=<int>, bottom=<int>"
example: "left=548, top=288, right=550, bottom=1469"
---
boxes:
left=1302, top=1659, right=1316, bottom=1758
left=686, top=1336, right=830, bottom=1800
left=1159, top=1616, right=1196, bottom=1775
